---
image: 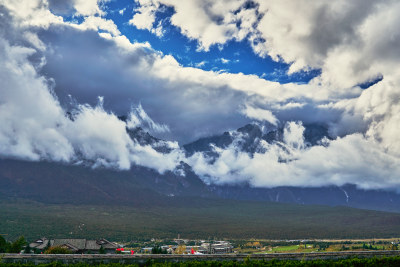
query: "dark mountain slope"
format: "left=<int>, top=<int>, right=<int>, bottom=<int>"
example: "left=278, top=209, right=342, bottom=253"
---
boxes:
left=2, top=197, right=400, bottom=241
left=0, top=158, right=213, bottom=206
left=210, top=184, right=400, bottom=213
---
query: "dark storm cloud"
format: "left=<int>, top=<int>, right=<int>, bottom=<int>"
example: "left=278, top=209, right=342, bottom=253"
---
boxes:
left=36, top=24, right=250, bottom=142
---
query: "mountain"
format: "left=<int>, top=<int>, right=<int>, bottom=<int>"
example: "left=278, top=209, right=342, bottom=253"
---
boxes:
left=0, top=158, right=212, bottom=207
left=127, top=127, right=174, bottom=154
left=2, top=123, right=400, bottom=240
left=182, top=122, right=400, bottom=213
left=3, top=196, right=400, bottom=241
left=0, top=123, right=399, bottom=213
left=209, top=184, right=400, bottom=213
left=184, top=122, right=330, bottom=156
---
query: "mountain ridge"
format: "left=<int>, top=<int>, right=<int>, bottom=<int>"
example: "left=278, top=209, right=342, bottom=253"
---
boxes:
left=1, top=122, right=399, bottom=213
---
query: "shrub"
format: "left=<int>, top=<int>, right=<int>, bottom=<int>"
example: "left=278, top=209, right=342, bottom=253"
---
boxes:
left=44, top=246, right=72, bottom=254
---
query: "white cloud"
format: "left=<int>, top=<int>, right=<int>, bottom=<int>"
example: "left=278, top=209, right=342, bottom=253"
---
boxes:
left=129, top=0, right=160, bottom=31
left=72, top=0, right=106, bottom=16
left=130, top=0, right=252, bottom=50
left=188, top=122, right=400, bottom=190
left=0, top=24, right=182, bottom=173
left=22, top=32, right=46, bottom=51
left=2, top=0, right=64, bottom=28
left=65, top=103, right=133, bottom=169
left=283, top=121, right=305, bottom=150
left=129, top=0, right=400, bottom=90
left=3, top=1, right=360, bottom=144
left=0, top=38, right=73, bottom=162
left=219, top=58, right=230, bottom=64
left=79, top=16, right=120, bottom=36
left=242, top=105, right=278, bottom=126
left=2, top=0, right=400, bottom=190
left=194, top=61, right=207, bottom=68
left=127, top=104, right=170, bottom=133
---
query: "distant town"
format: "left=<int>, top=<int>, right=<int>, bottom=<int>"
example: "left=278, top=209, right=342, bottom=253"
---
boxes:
left=2, top=235, right=400, bottom=255
left=27, top=237, right=233, bottom=255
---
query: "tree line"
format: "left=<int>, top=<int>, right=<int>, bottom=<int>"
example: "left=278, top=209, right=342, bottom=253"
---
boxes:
left=0, top=236, right=27, bottom=253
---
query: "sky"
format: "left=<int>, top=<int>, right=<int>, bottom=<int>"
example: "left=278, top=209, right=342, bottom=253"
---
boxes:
left=1, top=0, right=400, bottom=190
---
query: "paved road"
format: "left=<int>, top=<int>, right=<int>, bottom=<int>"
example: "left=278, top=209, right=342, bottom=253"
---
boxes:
left=2, top=250, right=400, bottom=264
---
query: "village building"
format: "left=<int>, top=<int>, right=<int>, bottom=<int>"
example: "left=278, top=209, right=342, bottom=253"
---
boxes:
left=28, top=238, right=50, bottom=252
left=140, top=247, right=153, bottom=254
left=200, top=241, right=233, bottom=254
left=29, top=238, right=119, bottom=254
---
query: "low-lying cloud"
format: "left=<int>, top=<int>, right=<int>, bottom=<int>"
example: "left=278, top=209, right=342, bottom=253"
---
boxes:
left=188, top=122, right=400, bottom=190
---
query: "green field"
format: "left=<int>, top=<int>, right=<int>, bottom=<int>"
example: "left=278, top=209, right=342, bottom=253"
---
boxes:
left=269, top=245, right=312, bottom=253
left=2, top=197, right=400, bottom=242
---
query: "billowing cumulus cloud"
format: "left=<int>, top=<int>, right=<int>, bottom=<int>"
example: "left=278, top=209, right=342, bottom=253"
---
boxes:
left=1, top=0, right=400, bottom=190
left=0, top=1, right=358, bottom=143
left=130, top=0, right=400, bottom=88
left=0, top=4, right=183, bottom=173
left=188, top=122, right=400, bottom=190
left=130, top=0, right=254, bottom=49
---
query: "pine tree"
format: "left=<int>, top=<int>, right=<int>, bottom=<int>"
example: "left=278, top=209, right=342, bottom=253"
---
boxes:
left=0, top=236, right=8, bottom=253
left=99, top=245, right=106, bottom=254
left=7, top=236, right=26, bottom=253
left=24, top=244, right=31, bottom=254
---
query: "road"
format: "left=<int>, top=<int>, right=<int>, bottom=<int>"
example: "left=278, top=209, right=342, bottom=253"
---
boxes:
left=2, top=250, right=400, bottom=264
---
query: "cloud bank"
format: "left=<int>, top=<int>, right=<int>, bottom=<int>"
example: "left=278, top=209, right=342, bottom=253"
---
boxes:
left=1, top=0, right=400, bottom=190
left=188, top=122, right=400, bottom=190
